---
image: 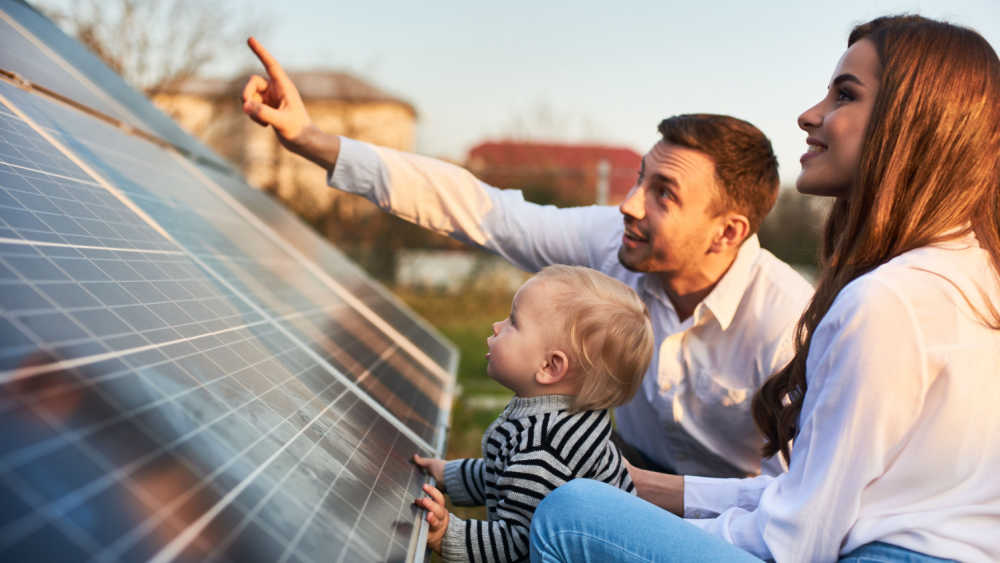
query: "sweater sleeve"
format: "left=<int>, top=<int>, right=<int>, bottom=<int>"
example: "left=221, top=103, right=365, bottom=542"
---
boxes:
left=441, top=446, right=573, bottom=563
left=328, top=137, right=623, bottom=273
left=444, top=458, right=487, bottom=506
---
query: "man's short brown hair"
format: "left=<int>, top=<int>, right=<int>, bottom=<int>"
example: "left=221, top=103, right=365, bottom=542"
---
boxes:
left=658, top=114, right=779, bottom=235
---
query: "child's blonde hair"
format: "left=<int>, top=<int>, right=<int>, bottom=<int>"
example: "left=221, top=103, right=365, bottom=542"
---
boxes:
left=533, top=265, right=654, bottom=412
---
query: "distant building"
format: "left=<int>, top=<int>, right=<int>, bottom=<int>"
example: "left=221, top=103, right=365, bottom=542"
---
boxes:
left=152, top=70, right=416, bottom=222
left=466, top=141, right=641, bottom=205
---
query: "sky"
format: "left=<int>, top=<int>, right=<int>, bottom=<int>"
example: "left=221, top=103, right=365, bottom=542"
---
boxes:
left=38, top=0, right=1000, bottom=187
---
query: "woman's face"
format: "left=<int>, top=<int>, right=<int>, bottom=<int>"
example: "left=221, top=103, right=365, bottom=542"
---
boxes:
left=796, top=38, right=881, bottom=198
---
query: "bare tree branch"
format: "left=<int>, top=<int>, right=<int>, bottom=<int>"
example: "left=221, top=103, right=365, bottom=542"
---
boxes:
left=37, top=0, right=272, bottom=96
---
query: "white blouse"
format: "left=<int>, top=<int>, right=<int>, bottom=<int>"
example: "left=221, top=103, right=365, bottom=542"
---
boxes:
left=684, top=233, right=1000, bottom=562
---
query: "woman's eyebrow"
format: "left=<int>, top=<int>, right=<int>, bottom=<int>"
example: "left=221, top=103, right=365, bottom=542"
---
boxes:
left=832, top=73, right=864, bottom=87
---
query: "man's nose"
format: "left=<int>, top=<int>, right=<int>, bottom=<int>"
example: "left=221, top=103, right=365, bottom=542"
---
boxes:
left=619, top=184, right=644, bottom=219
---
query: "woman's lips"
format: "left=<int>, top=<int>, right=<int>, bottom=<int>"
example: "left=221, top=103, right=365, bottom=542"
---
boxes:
left=801, top=138, right=828, bottom=164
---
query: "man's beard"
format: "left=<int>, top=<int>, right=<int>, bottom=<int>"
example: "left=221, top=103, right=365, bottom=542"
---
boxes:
left=618, top=245, right=649, bottom=272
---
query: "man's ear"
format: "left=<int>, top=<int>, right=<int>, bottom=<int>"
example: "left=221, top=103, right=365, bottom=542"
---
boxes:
left=536, top=350, right=570, bottom=386
left=710, top=213, right=750, bottom=254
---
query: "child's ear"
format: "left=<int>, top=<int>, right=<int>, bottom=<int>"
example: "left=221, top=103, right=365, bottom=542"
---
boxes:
left=536, top=350, right=569, bottom=385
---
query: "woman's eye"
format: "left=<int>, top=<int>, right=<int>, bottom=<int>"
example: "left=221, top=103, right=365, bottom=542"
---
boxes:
left=836, top=88, right=855, bottom=102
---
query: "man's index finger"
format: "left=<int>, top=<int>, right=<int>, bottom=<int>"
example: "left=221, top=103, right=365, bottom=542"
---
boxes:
left=247, top=37, right=288, bottom=81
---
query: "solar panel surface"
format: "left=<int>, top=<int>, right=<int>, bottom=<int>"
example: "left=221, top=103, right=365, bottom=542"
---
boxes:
left=0, top=0, right=231, bottom=168
left=0, top=2, right=455, bottom=562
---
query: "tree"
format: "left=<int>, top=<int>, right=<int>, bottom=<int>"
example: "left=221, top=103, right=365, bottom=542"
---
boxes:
left=35, top=0, right=270, bottom=96
left=758, top=188, right=831, bottom=270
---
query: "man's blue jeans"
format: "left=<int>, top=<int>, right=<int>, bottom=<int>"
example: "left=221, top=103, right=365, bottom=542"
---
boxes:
left=529, top=479, right=955, bottom=562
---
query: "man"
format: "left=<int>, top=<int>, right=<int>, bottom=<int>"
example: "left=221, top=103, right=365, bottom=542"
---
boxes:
left=241, top=38, right=813, bottom=478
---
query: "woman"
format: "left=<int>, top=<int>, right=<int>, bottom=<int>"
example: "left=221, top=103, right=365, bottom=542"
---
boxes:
left=530, top=15, right=1000, bottom=563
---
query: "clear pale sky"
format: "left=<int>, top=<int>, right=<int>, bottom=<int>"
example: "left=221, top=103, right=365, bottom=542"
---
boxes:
left=40, top=0, right=1000, bottom=186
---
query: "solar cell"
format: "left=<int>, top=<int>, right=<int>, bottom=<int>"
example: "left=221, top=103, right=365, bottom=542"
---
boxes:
left=0, top=3, right=457, bottom=561
left=0, top=79, right=450, bottom=432
left=197, top=165, right=457, bottom=376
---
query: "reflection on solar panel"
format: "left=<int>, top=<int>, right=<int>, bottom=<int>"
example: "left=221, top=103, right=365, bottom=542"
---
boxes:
left=0, top=2, right=456, bottom=562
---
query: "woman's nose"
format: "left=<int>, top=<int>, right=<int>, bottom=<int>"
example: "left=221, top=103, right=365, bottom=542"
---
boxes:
left=798, top=100, right=824, bottom=131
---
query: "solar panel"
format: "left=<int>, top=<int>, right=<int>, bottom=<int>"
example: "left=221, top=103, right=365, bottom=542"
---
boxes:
left=0, top=0, right=231, bottom=169
left=196, top=165, right=457, bottom=374
left=0, top=2, right=456, bottom=562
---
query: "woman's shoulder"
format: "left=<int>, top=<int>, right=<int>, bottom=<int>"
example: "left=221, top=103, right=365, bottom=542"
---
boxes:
left=858, top=236, right=993, bottom=302
left=828, top=237, right=996, bottom=337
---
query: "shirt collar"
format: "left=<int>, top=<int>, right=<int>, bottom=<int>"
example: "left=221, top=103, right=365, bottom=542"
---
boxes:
left=698, top=234, right=761, bottom=331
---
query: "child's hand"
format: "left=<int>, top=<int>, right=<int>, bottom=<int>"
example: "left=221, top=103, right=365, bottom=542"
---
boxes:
left=412, top=454, right=446, bottom=487
left=415, top=483, right=449, bottom=553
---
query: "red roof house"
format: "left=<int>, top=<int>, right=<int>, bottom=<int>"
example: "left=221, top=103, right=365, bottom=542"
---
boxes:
left=466, top=141, right=641, bottom=205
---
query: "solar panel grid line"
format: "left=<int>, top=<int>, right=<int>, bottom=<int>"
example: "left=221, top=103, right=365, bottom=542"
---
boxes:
left=0, top=285, right=271, bottom=385
left=170, top=150, right=454, bottom=387
left=0, top=83, right=450, bottom=432
left=0, top=157, right=103, bottom=187
left=94, top=363, right=353, bottom=562
left=0, top=87, right=439, bottom=455
left=0, top=468, right=106, bottom=556
left=0, top=329, right=307, bottom=551
left=0, top=90, right=173, bottom=241
left=1, top=346, right=334, bottom=560
left=0, top=106, right=90, bottom=182
left=334, top=428, right=408, bottom=563
left=0, top=195, right=430, bottom=560
left=6, top=100, right=442, bottom=400
left=191, top=164, right=456, bottom=374
left=0, top=125, right=438, bottom=560
left=0, top=317, right=286, bottom=474
left=213, top=376, right=395, bottom=563
left=0, top=10, right=155, bottom=139
left=146, top=370, right=369, bottom=563
left=0, top=249, right=121, bottom=373
left=0, top=237, right=186, bottom=256
left=349, top=275, right=459, bottom=371
left=2, top=272, right=368, bottom=384
left=0, top=14, right=456, bottom=560
left=335, top=432, right=413, bottom=563
left=1, top=2, right=234, bottom=170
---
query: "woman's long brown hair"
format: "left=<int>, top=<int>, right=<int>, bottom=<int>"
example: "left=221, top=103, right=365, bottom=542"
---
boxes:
left=752, top=15, right=1000, bottom=463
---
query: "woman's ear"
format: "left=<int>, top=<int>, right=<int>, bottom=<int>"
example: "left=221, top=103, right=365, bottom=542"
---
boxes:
left=536, top=350, right=569, bottom=385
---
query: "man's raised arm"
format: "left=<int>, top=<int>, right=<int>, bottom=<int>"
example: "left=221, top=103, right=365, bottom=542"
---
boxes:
left=239, top=37, right=618, bottom=273
left=241, top=37, right=342, bottom=171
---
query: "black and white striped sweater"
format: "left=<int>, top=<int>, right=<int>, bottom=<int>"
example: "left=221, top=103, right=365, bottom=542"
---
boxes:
left=441, top=394, right=635, bottom=563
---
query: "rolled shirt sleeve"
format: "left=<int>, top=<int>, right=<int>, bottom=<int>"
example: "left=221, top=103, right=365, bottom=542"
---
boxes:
left=328, top=137, right=622, bottom=273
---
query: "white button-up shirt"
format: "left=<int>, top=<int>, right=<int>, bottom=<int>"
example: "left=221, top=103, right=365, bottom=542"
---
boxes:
left=684, top=233, right=1000, bottom=562
left=329, top=138, right=813, bottom=477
